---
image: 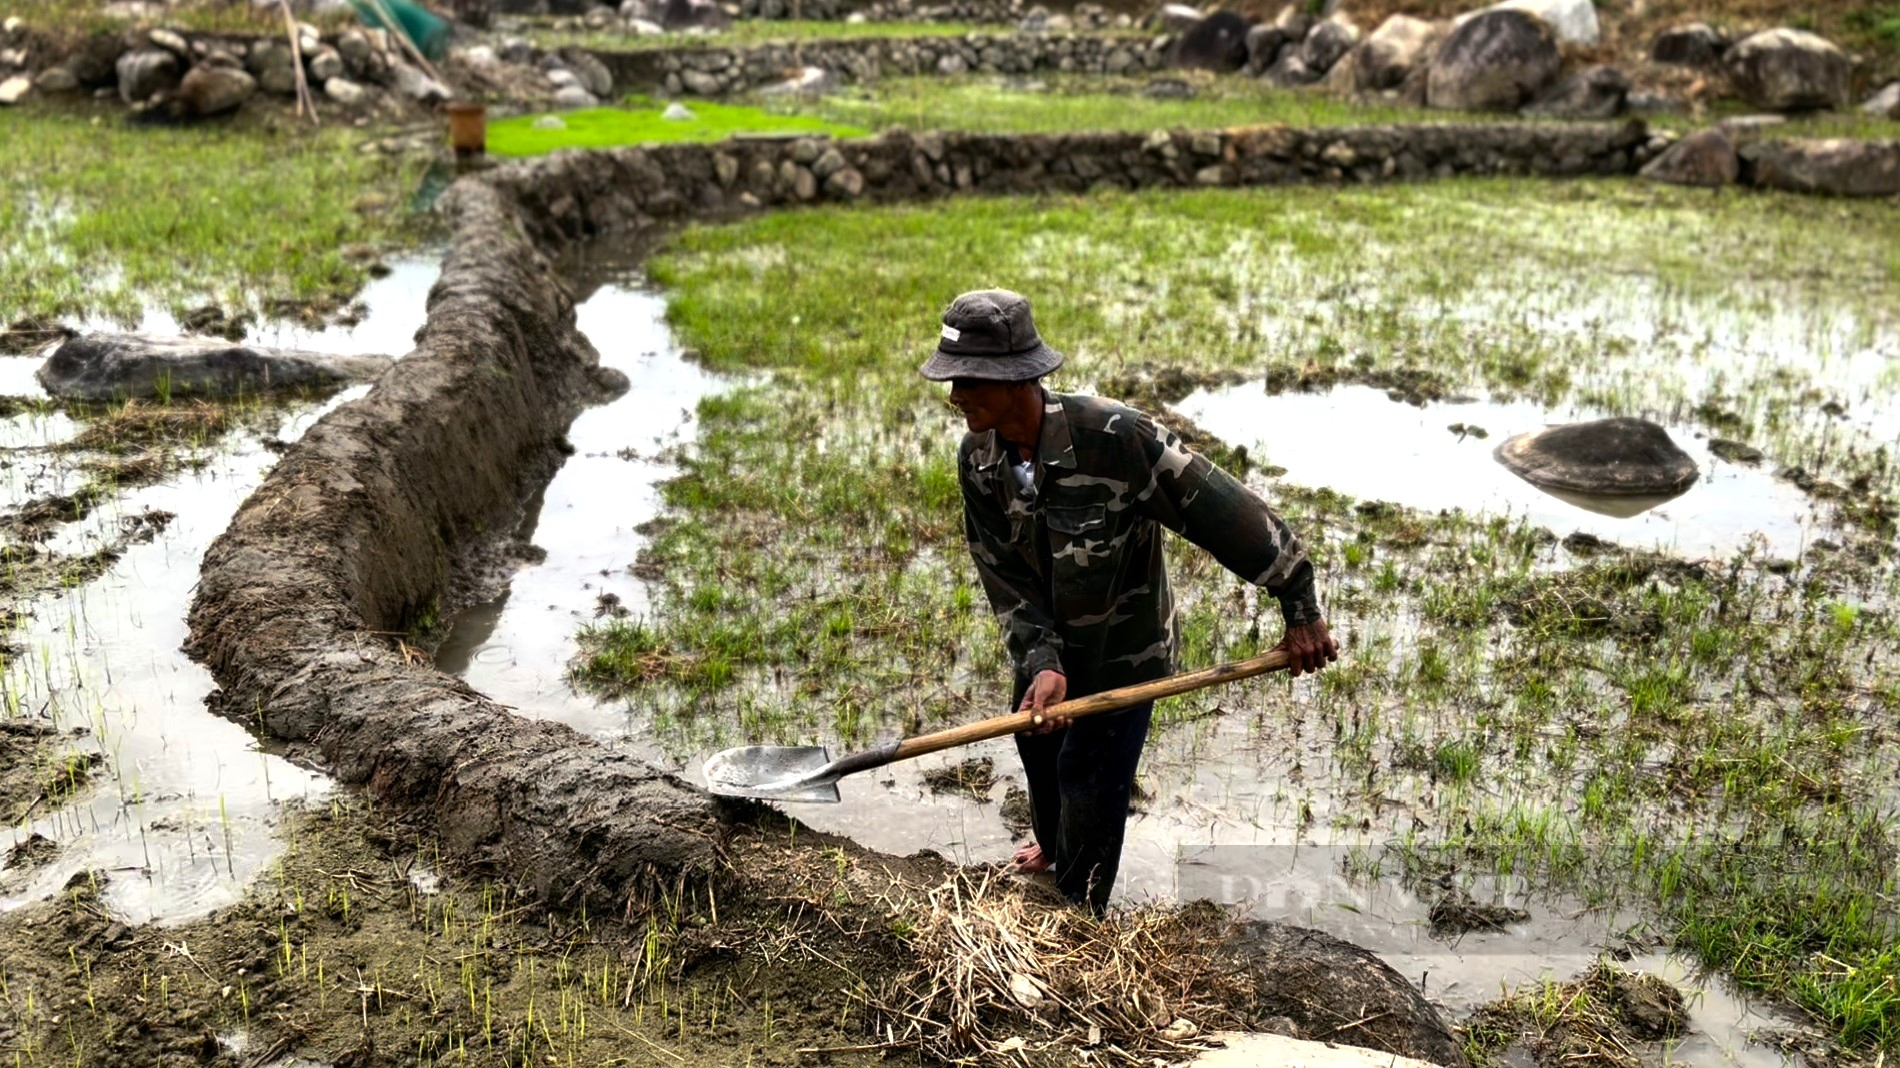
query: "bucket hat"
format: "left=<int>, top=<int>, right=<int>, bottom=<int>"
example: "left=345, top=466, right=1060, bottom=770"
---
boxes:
left=919, top=289, right=1065, bottom=382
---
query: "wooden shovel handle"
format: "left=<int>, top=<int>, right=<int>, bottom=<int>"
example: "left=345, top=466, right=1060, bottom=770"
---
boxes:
left=890, top=648, right=1293, bottom=763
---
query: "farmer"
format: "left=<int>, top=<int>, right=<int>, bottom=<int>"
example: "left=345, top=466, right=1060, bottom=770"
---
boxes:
left=922, top=289, right=1337, bottom=914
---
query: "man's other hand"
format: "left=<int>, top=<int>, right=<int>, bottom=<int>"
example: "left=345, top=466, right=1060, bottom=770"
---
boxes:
left=1276, top=620, right=1339, bottom=677
left=1020, top=669, right=1069, bottom=733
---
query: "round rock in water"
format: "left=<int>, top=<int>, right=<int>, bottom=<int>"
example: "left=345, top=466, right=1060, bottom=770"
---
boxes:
left=1496, top=418, right=1698, bottom=496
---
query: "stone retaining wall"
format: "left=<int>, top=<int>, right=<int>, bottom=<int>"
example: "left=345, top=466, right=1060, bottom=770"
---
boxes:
left=587, top=29, right=1167, bottom=95
left=486, top=121, right=1652, bottom=242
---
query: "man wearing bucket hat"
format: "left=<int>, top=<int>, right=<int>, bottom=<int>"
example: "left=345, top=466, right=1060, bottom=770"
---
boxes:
left=923, top=289, right=1336, bottom=914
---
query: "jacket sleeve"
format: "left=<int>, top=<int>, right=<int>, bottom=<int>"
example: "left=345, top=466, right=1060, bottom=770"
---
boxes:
left=1126, top=411, right=1322, bottom=627
left=961, top=449, right=1066, bottom=679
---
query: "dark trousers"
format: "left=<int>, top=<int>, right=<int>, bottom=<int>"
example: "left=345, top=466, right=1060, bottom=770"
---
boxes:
left=1012, top=676, right=1153, bottom=914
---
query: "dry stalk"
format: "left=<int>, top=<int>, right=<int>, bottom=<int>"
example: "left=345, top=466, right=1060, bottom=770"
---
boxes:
left=866, top=869, right=1256, bottom=1066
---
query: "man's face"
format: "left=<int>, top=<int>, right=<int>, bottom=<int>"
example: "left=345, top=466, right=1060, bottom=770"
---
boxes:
left=947, top=378, right=1017, bottom=434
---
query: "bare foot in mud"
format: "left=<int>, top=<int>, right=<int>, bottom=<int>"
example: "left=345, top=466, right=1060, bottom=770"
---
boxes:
left=1010, top=842, right=1052, bottom=873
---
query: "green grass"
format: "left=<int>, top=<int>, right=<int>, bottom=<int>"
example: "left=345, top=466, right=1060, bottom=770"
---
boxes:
left=582, top=179, right=1900, bottom=1054
left=520, top=18, right=997, bottom=52
left=487, top=101, right=866, bottom=156
left=0, top=109, right=425, bottom=325
left=772, top=74, right=1441, bottom=135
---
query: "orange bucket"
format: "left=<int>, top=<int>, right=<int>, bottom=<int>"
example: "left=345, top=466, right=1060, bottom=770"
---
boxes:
left=446, top=101, right=486, bottom=158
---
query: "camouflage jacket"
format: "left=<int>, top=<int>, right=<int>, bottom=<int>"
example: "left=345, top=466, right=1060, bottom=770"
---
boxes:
left=960, top=388, right=1320, bottom=692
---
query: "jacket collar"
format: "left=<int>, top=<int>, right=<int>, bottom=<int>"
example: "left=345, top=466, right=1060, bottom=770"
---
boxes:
left=971, top=386, right=1077, bottom=472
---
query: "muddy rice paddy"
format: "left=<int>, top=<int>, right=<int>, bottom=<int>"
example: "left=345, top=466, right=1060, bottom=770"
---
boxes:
left=3, top=72, right=1899, bottom=1067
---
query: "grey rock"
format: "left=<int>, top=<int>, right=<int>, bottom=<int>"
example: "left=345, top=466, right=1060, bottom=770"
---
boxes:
left=628, top=18, right=664, bottom=35
left=336, top=31, right=373, bottom=73
left=1273, top=5, right=1314, bottom=41
left=1521, top=64, right=1628, bottom=119
left=660, top=0, right=729, bottom=30
left=497, top=35, right=534, bottom=64
left=532, top=114, right=566, bottom=129
left=1301, top=17, right=1358, bottom=75
left=1744, top=138, right=1900, bottom=197
left=1355, top=14, right=1439, bottom=92
left=661, top=101, right=693, bottom=120
left=1171, top=12, right=1251, bottom=72
left=758, top=65, right=835, bottom=96
left=1726, top=28, right=1850, bottom=112
left=1154, top=3, right=1201, bottom=34
left=810, top=146, right=846, bottom=179
left=176, top=63, right=256, bottom=116
left=1245, top=25, right=1287, bottom=72
left=552, top=84, right=599, bottom=108
left=0, top=75, right=29, bottom=105
left=1263, top=47, right=1314, bottom=87
left=1495, top=418, right=1698, bottom=497
left=1864, top=81, right=1900, bottom=120
left=391, top=62, right=450, bottom=103
left=1639, top=129, right=1738, bottom=188
left=1426, top=9, right=1559, bottom=112
left=307, top=47, right=343, bottom=82
left=558, top=47, right=612, bottom=96
left=822, top=166, right=864, bottom=197
left=619, top=0, right=650, bottom=18
left=324, top=76, right=368, bottom=104
left=546, top=67, right=580, bottom=88
left=116, top=48, right=180, bottom=104
left=39, top=334, right=391, bottom=402
left=1466, top=0, right=1597, bottom=48
left=680, top=69, right=720, bottom=94
left=34, top=66, right=80, bottom=93
left=937, top=52, right=968, bottom=75
left=147, top=28, right=189, bottom=55
left=247, top=39, right=297, bottom=95
left=1649, top=22, right=1724, bottom=68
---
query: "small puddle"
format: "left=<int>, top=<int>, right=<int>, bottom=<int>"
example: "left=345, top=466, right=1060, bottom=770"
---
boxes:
left=440, top=273, right=1794, bottom=1064
left=1176, top=383, right=1825, bottom=559
left=0, top=258, right=439, bottom=923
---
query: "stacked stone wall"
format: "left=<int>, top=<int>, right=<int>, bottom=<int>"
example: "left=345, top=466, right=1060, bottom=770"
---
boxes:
left=485, top=121, right=1652, bottom=243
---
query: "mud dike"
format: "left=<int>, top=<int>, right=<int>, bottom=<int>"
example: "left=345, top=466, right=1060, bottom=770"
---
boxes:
left=177, top=122, right=1668, bottom=1066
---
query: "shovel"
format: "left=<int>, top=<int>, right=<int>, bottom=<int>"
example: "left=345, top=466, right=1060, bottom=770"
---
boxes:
left=703, top=647, right=1293, bottom=803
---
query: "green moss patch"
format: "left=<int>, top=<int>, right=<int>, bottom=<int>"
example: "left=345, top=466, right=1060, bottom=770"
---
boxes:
left=486, top=102, right=867, bottom=156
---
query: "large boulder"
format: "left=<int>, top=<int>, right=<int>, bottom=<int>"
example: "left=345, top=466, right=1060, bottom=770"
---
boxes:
left=1495, top=418, right=1698, bottom=496
left=1862, top=81, right=1900, bottom=120
left=1231, top=923, right=1469, bottom=1067
left=38, top=334, right=392, bottom=401
left=1426, top=9, right=1559, bottom=111
left=556, top=46, right=613, bottom=96
left=1467, top=0, right=1597, bottom=48
left=1521, top=64, right=1629, bottom=118
left=1649, top=22, right=1725, bottom=68
left=1245, top=25, right=1286, bottom=73
left=115, top=47, right=179, bottom=104
left=1171, top=12, right=1252, bottom=72
left=1355, top=15, right=1440, bottom=92
left=1743, top=139, right=1900, bottom=197
left=1301, top=16, right=1359, bottom=75
left=1725, top=28, right=1851, bottom=111
left=660, top=0, right=729, bottom=31
left=176, top=64, right=255, bottom=116
left=1639, top=128, right=1739, bottom=187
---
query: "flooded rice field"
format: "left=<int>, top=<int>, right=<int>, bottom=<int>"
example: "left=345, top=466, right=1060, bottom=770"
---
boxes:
left=0, top=260, right=434, bottom=922
left=431, top=265, right=1850, bottom=1064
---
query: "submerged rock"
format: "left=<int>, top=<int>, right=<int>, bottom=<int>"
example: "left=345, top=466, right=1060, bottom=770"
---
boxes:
left=39, top=334, right=392, bottom=401
left=1495, top=418, right=1698, bottom=496
left=1232, top=922, right=1470, bottom=1067
left=1426, top=9, right=1560, bottom=112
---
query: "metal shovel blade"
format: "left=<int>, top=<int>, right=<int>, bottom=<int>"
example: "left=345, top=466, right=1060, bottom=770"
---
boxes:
left=703, top=745, right=842, bottom=804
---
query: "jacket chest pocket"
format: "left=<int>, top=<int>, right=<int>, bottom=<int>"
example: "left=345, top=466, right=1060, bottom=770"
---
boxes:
left=1044, top=503, right=1114, bottom=576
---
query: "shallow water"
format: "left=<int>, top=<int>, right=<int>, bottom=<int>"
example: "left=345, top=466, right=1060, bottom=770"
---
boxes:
left=1176, top=383, right=1827, bottom=559
left=440, top=274, right=1793, bottom=1064
left=0, top=260, right=437, bottom=923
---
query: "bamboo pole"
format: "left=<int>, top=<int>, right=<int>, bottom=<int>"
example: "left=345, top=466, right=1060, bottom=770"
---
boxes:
left=279, top=0, right=319, bottom=125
